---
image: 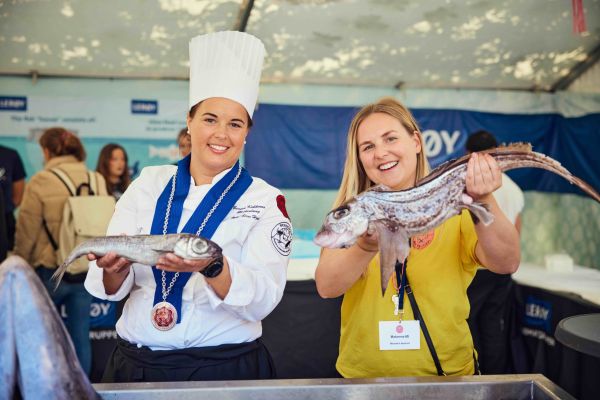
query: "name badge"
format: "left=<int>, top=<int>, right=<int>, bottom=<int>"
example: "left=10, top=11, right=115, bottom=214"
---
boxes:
left=379, top=320, right=420, bottom=350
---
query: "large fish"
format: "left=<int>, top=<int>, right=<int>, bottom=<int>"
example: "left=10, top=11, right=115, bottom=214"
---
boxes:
left=0, top=256, right=100, bottom=400
left=314, top=143, right=600, bottom=295
left=52, top=233, right=223, bottom=286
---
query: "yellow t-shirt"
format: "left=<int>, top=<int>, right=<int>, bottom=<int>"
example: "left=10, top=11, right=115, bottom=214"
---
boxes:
left=336, top=211, right=480, bottom=377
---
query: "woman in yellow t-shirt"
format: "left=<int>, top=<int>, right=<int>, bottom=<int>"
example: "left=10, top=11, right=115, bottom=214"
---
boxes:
left=315, top=97, right=520, bottom=377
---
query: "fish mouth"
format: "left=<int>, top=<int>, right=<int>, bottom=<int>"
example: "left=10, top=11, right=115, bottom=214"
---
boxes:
left=313, top=229, right=356, bottom=249
left=209, top=243, right=223, bottom=259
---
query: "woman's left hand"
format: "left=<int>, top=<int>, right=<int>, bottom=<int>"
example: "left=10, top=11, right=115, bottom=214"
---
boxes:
left=156, top=253, right=214, bottom=273
left=466, top=152, right=501, bottom=202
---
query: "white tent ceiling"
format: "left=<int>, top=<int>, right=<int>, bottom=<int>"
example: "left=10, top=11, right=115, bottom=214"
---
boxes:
left=1, top=0, right=599, bottom=91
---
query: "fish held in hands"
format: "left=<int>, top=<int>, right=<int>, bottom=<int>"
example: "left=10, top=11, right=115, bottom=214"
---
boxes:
left=51, top=233, right=222, bottom=286
left=314, top=143, right=600, bottom=295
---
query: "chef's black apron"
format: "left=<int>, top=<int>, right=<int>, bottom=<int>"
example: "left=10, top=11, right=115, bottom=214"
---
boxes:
left=102, top=336, right=276, bottom=382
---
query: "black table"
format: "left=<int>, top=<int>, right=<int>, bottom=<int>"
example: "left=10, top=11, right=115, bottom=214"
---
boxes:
left=555, top=313, right=600, bottom=358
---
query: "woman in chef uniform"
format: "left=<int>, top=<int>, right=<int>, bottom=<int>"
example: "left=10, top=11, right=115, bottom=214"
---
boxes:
left=85, top=31, right=292, bottom=383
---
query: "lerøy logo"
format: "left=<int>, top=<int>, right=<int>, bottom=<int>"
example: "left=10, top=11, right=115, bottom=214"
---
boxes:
left=131, top=99, right=158, bottom=114
left=0, top=96, right=27, bottom=111
left=524, top=296, right=552, bottom=334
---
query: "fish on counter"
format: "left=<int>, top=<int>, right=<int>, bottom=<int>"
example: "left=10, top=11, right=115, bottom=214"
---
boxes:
left=0, top=256, right=101, bottom=400
left=314, top=143, right=600, bottom=295
left=51, top=233, right=223, bottom=286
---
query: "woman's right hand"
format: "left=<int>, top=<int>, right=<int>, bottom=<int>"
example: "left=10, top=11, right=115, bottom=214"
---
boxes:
left=316, top=228, right=379, bottom=298
left=355, top=229, right=379, bottom=253
left=88, top=252, right=132, bottom=275
left=88, top=252, right=132, bottom=295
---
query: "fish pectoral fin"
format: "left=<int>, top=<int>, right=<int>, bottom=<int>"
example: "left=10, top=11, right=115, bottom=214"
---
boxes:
left=465, top=201, right=494, bottom=226
left=374, top=222, right=409, bottom=296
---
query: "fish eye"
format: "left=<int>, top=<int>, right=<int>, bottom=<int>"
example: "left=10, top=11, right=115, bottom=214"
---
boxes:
left=332, top=206, right=350, bottom=220
left=193, top=239, right=208, bottom=253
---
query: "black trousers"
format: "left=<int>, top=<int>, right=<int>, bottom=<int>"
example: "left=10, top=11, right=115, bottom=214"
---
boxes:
left=5, top=212, right=15, bottom=250
left=467, top=269, right=513, bottom=374
left=102, top=337, right=276, bottom=383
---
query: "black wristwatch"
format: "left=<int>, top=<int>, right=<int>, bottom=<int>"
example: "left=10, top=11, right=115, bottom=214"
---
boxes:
left=200, top=256, right=224, bottom=278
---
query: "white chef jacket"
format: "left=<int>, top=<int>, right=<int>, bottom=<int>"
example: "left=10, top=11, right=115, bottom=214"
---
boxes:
left=84, top=164, right=291, bottom=350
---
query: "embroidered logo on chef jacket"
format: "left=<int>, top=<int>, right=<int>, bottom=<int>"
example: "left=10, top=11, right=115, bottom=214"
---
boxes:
left=271, top=221, right=292, bottom=256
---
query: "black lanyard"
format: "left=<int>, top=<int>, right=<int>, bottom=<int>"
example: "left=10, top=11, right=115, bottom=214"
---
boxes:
left=394, top=259, right=408, bottom=318
left=394, top=238, right=446, bottom=376
left=394, top=239, right=411, bottom=318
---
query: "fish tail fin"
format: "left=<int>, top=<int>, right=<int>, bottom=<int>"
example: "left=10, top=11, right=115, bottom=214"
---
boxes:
left=50, top=241, right=91, bottom=289
left=495, top=146, right=600, bottom=203
left=466, top=201, right=495, bottom=226
left=51, top=263, right=68, bottom=290
left=571, top=175, right=600, bottom=203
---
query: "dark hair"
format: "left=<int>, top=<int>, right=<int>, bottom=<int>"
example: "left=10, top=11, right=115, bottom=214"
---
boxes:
left=466, top=130, right=499, bottom=152
left=189, top=101, right=253, bottom=128
left=96, top=143, right=131, bottom=194
left=177, top=127, right=189, bottom=142
left=39, top=127, right=86, bottom=161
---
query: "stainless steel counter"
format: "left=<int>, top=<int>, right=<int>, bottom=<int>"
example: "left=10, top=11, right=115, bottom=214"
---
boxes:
left=95, top=374, right=573, bottom=400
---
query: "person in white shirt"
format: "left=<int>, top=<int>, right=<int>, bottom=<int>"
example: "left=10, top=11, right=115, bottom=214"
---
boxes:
left=465, top=130, right=524, bottom=374
left=84, top=31, right=292, bottom=383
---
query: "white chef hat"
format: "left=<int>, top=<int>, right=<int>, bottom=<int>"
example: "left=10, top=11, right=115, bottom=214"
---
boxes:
left=189, top=31, right=265, bottom=119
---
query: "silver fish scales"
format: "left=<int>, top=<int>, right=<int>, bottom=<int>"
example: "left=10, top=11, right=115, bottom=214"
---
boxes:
left=314, top=143, right=600, bottom=295
left=51, top=233, right=222, bottom=287
left=0, top=256, right=101, bottom=399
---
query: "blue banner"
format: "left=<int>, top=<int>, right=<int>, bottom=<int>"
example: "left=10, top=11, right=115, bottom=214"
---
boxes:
left=60, top=297, right=117, bottom=329
left=0, top=96, right=27, bottom=111
left=131, top=99, right=158, bottom=114
left=245, top=104, right=600, bottom=196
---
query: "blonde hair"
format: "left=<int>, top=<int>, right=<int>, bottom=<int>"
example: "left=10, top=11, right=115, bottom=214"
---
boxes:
left=333, top=97, right=430, bottom=208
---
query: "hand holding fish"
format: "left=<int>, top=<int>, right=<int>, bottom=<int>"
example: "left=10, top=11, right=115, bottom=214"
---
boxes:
left=466, top=152, right=502, bottom=202
left=156, top=252, right=215, bottom=273
left=89, top=252, right=133, bottom=295
left=156, top=252, right=232, bottom=299
left=355, top=230, right=379, bottom=253
left=90, top=252, right=132, bottom=274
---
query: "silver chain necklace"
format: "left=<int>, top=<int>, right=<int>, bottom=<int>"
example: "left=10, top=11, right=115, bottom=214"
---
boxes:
left=159, top=164, right=242, bottom=301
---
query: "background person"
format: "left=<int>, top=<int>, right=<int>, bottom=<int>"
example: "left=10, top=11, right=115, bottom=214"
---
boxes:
left=315, top=97, right=520, bottom=377
left=96, top=143, right=131, bottom=200
left=0, top=144, right=26, bottom=251
left=14, top=127, right=108, bottom=375
left=465, top=130, right=525, bottom=374
left=84, top=31, right=292, bottom=383
left=178, top=127, right=192, bottom=158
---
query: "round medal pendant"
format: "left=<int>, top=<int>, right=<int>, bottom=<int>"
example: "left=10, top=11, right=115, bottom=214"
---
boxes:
left=151, top=301, right=178, bottom=331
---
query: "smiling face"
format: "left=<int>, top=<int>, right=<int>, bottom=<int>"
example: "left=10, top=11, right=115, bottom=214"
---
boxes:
left=187, top=97, right=250, bottom=181
left=108, top=148, right=126, bottom=179
left=357, top=112, right=422, bottom=191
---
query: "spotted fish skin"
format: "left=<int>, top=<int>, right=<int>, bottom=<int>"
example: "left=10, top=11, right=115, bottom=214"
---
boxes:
left=315, top=143, right=600, bottom=294
left=51, top=233, right=222, bottom=287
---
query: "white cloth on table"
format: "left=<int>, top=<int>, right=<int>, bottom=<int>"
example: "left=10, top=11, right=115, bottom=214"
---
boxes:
left=513, top=263, right=600, bottom=306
